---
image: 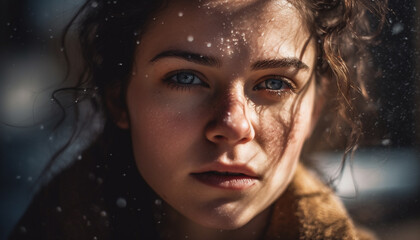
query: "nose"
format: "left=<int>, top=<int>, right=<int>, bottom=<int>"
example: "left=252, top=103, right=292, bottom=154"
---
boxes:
left=205, top=91, right=255, bottom=145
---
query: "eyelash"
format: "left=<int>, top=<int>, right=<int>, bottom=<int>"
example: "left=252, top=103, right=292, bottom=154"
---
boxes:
left=163, top=71, right=296, bottom=96
left=163, top=70, right=209, bottom=90
left=253, top=75, right=296, bottom=96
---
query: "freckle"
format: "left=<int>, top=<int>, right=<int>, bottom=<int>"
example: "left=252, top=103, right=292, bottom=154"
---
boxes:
left=187, top=35, right=194, bottom=42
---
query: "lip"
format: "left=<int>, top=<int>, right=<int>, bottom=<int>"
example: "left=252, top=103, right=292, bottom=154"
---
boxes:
left=191, top=163, right=260, bottom=190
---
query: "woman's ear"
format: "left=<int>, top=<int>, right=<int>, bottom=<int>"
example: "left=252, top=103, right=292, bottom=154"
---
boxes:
left=105, top=84, right=130, bottom=129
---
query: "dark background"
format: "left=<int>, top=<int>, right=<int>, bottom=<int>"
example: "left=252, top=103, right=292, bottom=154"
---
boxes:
left=1, top=0, right=419, bottom=239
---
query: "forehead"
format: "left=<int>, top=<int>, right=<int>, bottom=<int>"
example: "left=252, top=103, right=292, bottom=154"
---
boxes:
left=140, top=0, right=314, bottom=67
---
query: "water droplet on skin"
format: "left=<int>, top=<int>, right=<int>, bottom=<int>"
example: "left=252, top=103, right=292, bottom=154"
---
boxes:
left=206, top=42, right=212, bottom=47
left=91, top=1, right=98, bottom=8
left=27, top=177, right=32, bottom=181
left=40, top=125, right=44, bottom=130
left=100, top=211, right=107, bottom=217
left=56, top=206, right=62, bottom=212
left=136, top=40, right=140, bottom=45
left=16, top=175, right=21, bottom=180
left=77, top=155, right=82, bottom=160
left=178, top=12, right=184, bottom=17
left=116, top=197, right=127, bottom=208
left=187, top=35, right=194, bottom=42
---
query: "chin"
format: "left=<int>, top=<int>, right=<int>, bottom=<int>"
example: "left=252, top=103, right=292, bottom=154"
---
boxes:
left=197, top=218, right=249, bottom=230
left=190, top=207, right=253, bottom=230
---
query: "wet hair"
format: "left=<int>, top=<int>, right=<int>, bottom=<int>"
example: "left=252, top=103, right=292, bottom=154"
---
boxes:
left=42, top=0, right=388, bottom=183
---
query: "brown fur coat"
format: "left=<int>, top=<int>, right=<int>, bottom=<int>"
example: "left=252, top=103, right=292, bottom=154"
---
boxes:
left=264, top=165, right=376, bottom=240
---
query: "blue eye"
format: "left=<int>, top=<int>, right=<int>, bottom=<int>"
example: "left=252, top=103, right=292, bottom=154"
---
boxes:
left=167, top=72, right=206, bottom=86
left=254, top=78, right=292, bottom=91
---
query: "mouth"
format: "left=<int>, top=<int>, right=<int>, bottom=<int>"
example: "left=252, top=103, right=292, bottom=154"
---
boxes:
left=191, top=171, right=259, bottom=190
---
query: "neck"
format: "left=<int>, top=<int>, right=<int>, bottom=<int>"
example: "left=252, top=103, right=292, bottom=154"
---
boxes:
left=157, top=202, right=272, bottom=240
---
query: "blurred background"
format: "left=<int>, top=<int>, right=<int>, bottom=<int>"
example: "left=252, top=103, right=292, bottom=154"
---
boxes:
left=0, top=0, right=419, bottom=239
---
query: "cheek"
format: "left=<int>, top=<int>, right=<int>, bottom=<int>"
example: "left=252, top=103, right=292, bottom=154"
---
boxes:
left=127, top=106, right=192, bottom=200
left=126, top=90, right=206, bottom=181
left=128, top=88, right=193, bottom=154
left=257, top=90, right=315, bottom=167
left=129, top=107, right=190, bottom=165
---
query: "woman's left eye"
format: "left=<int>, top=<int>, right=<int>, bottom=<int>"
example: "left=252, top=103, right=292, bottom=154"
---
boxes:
left=253, top=78, right=293, bottom=91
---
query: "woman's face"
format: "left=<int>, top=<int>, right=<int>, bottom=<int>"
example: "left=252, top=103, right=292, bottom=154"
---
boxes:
left=123, top=0, right=317, bottom=229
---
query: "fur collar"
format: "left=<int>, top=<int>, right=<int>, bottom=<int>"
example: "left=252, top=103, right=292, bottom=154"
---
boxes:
left=264, top=164, right=376, bottom=240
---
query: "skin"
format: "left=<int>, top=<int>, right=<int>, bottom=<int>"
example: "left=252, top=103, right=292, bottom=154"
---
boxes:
left=118, top=0, right=320, bottom=239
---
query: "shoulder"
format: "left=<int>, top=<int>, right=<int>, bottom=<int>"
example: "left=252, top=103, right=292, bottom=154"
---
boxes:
left=265, top=164, right=377, bottom=240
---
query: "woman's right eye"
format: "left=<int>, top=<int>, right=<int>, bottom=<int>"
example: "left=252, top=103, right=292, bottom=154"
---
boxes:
left=164, top=72, right=208, bottom=88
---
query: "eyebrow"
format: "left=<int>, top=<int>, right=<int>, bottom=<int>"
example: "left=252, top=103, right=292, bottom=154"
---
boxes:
left=251, top=59, right=309, bottom=71
left=150, top=50, right=309, bottom=71
left=150, top=50, right=221, bottom=67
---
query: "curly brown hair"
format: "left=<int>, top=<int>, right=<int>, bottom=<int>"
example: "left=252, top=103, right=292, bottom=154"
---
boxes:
left=293, top=0, right=387, bottom=174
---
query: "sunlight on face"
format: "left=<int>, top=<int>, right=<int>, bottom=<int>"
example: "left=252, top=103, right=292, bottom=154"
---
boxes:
left=123, top=0, right=317, bottom=230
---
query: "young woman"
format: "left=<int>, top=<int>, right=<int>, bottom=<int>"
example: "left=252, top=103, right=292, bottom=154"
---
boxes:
left=10, top=0, right=387, bottom=239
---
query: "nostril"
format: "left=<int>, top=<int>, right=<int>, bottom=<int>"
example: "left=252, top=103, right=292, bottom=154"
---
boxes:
left=214, top=135, right=225, bottom=140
